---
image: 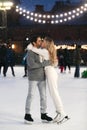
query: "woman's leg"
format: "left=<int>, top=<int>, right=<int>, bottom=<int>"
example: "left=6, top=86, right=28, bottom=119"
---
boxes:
left=45, top=67, right=66, bottom=116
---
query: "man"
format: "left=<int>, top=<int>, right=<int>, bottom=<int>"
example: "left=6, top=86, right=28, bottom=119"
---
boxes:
left=24, top=35, right=52, bottom=123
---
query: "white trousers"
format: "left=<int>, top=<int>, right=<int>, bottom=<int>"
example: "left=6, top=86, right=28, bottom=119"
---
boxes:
left=45, top=66, right=66, bottom=116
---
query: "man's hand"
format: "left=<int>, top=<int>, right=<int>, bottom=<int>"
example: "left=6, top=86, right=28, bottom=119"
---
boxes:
left=42, top=60, right=51, bottom=67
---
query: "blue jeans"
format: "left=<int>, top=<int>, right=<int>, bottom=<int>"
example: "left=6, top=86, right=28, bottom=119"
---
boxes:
left=25, top=80, right=47, bottom=114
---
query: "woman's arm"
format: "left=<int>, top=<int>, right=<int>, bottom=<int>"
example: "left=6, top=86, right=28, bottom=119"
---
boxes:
left=27, top=44, right=49, bottom=60
left=33, top=48, right=49, bottom=60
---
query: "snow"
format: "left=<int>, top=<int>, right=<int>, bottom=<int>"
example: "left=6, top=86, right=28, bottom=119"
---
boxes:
left=0, top=66, right=87, bottom=130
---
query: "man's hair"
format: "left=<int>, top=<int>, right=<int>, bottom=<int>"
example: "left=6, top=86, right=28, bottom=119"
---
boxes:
left=30, top=35, right=41, bottom=44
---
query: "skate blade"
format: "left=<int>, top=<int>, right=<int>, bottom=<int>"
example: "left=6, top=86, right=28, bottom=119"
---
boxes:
left=53, top=119, right=58, bottom=123
left=57, top=117, right=70, bottom=125
left=42, top=120, right=53, bottom=123
left=24, top=120, right=33, bottom=124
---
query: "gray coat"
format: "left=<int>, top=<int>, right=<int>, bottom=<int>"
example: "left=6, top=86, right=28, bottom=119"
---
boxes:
left=27, top=50, right=50, bottom=81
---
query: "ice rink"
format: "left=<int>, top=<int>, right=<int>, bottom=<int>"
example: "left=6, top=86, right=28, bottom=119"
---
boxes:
left=0, top=66, right=87, bottom=130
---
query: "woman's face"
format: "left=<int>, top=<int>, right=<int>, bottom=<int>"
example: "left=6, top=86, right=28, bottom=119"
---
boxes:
left=41, top=40, right=47, bottom=48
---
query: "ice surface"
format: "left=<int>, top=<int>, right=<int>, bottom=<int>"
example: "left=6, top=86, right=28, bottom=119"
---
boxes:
left=0, top=66, right=87, bottom=130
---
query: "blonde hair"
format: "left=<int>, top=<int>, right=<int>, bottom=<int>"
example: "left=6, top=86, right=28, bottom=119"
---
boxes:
left=44, top=37, right=58, bottom=66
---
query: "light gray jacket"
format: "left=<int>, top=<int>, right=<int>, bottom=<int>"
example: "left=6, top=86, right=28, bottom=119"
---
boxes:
left=27, top=50, right=50, bottom=81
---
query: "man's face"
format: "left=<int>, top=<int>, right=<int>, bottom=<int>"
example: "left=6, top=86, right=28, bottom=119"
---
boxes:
left=35, top=37, right=42, bottom=48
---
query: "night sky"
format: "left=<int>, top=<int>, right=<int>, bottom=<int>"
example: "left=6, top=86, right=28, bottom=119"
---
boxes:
left=20, top=0, right=82, bottom=11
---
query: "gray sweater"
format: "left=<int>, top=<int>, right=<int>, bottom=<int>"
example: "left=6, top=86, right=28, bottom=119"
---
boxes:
left=27, top=50, right=50, bottom=81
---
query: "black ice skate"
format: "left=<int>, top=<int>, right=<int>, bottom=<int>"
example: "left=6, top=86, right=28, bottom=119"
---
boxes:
left=24, top=114, right=34, bottom=124
left=41, top=113, right=53, bottom=122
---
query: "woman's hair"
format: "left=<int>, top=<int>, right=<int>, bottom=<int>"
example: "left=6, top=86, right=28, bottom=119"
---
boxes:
left=44, top=37, right=58, bottom=66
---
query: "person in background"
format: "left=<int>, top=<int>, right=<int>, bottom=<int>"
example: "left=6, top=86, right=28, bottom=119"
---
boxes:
left=22, top=49, right=28, bottom=77
left=0, top=43, right=7, bottom=77
left=58, top=48, right=65, bottom=73
left=5, top=44, right=15, bottom=77
left=74, top=44, right=81, bottom=78
left=63, top=48, right=71, bottom=73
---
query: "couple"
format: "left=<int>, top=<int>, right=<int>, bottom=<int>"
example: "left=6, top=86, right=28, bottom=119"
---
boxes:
left=24, top=35, right=69, bottom=124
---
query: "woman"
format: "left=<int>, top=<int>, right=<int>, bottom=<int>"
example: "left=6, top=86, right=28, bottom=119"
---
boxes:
left=27, top=37, right=69, bottom=123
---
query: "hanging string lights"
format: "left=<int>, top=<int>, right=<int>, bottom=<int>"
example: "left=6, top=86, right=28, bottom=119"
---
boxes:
left=15, top=3, right=87, bottom=24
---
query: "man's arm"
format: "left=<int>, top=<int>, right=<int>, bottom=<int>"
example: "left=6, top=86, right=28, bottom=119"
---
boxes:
left=42, top=60, right=51, bottom=67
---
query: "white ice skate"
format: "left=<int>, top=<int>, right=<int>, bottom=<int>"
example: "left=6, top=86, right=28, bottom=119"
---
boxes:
left=53, top=113, right=70, bottom=124
left=56, top=114, right=70, bottom=124
left=53, top=113, right=60, bottom=123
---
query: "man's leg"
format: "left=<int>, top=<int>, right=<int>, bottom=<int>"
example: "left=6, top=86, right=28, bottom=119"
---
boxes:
left=24, top=81, right=37, bottom=123
left=0, top=65, right=1, bottom=74
left=38, top=81, right=47, bottom=114
left=3, top=64, right=8, bottom=77
left=25, top=81, right=37, bottom=114
left=38, top=81, right=53, bottom=122
left=11, top=66, right=15, bottom=76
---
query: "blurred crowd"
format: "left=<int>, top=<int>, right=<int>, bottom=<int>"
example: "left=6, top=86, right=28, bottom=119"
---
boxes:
left=0, top=42, right=83, bottom=78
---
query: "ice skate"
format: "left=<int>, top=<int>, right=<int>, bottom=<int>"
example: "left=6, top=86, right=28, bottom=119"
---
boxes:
left=41, top=113, right=53, bottom=123
left=24, top=114, right=34, bottom=124
left=56, top=114, right=70, bottom=124
left=53, top=112, right=60, bottom=123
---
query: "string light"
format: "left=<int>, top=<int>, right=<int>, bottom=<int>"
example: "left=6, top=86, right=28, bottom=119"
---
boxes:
left=15, top=3, right=87, bottom=24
